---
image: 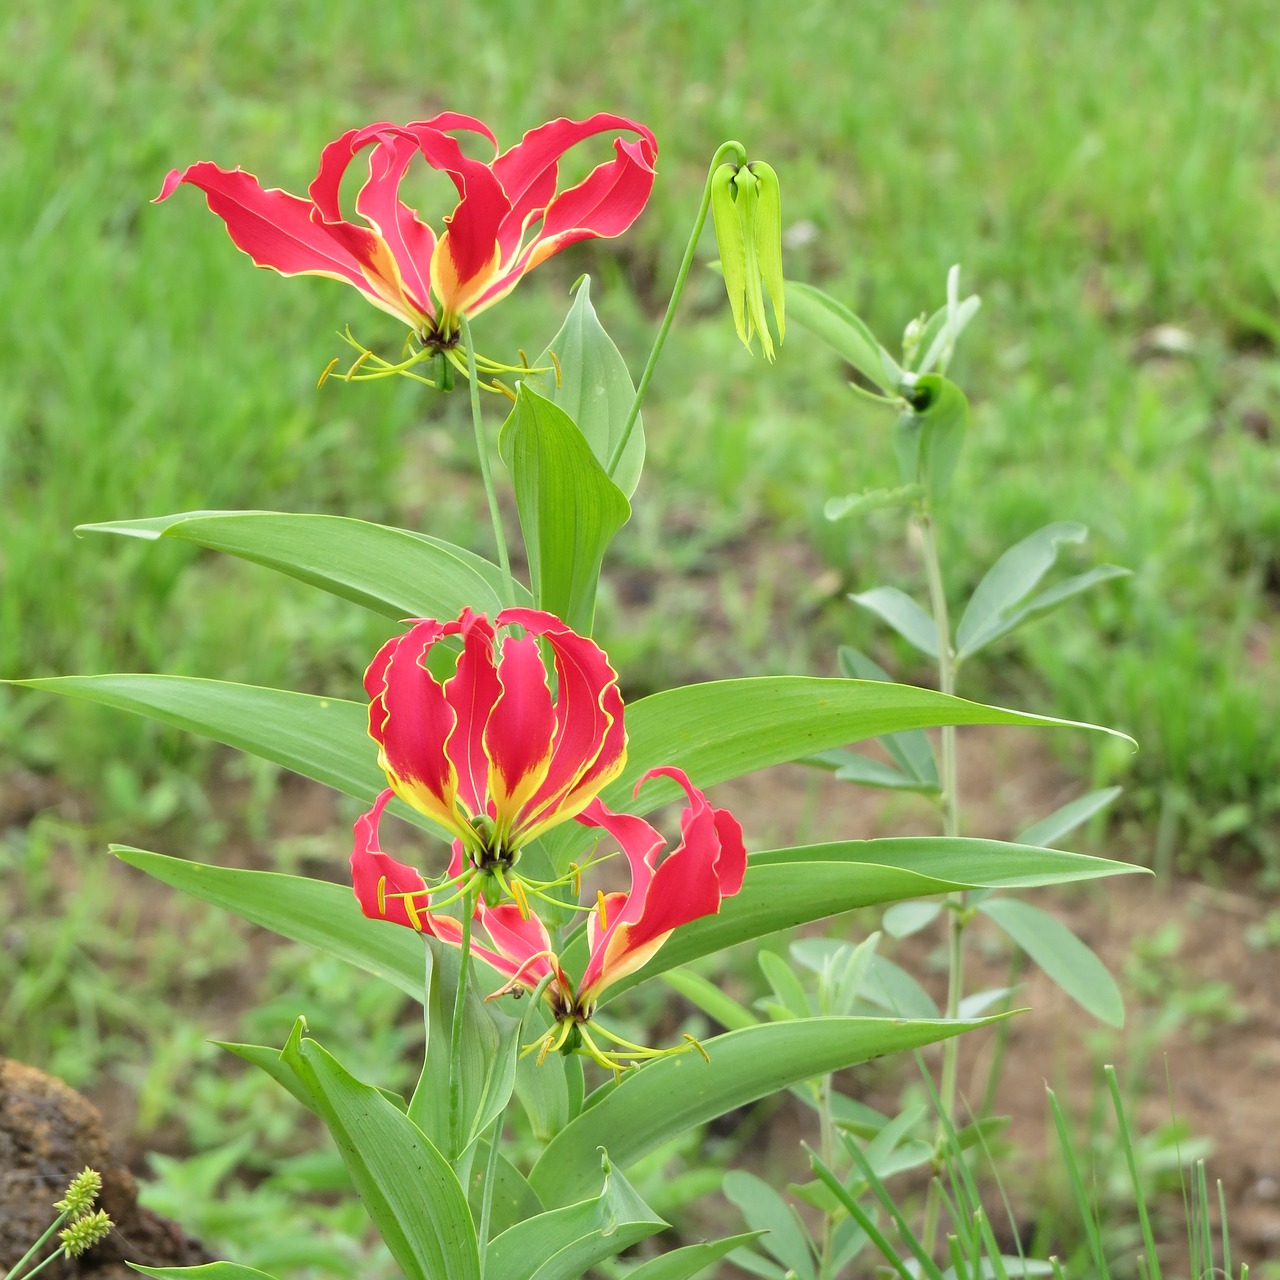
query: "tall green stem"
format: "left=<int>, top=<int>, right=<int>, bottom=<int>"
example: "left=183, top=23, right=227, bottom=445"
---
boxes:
left=606, top=140, right=747, bottom=478
left=448, top=893, right=475, bottom=1159
left=917, top=507, right=965, bottom=1257
left=461, top=315, right=515, bottom=607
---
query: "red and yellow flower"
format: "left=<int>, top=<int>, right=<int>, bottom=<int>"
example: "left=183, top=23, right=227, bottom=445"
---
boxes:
left=349, top=611, right=746, bottom=1068
left=157, top=113, right=657, bottom=348
left=357, top=607, right=626, bottom=906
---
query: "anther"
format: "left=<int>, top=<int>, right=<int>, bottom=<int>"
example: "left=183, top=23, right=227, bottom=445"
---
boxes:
left=596, top=890, right=608, bottom=932
left=549, top=350, right=563, bottom=388
left=317, top=357, right=340, bottom=388
left=377, top=875, right=388, bottom=916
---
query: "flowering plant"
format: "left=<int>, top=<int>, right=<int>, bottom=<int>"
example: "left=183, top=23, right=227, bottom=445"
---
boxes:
left=18, top=110, right=1144, bottom=1279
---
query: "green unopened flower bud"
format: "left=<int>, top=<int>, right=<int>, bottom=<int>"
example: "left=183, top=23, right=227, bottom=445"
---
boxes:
left=711, top=158, right=785, bottom=360
left=54, top=1168, right=102, bottom=1219
left=60, top=1208, right=113, bottom=1257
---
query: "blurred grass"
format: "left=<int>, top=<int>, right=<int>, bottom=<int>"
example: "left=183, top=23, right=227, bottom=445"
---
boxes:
left=1, top=0, right=1278, bottom=864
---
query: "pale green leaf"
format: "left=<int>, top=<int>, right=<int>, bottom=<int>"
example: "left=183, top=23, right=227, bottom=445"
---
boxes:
left=525, top=277, right=644, bottom=498
left=788, top=281, right=903, bottom=393
left=978, top=897, right=1124, bottom=1026
left=723, top=1170, right=816, bottom=1280
left=486, top=1154, right=664, bottom=1280
left=499, top=384, right=630, bottom=633
left=848, top=587, right=940, bottom=659
left=280, top=1026, right=480, bottom=1280
left=1017, top=787, right=1123, bottom=848
left=77, top=510, right=525, bottom=617
left=529, top=1016, right=1001, bottom=1207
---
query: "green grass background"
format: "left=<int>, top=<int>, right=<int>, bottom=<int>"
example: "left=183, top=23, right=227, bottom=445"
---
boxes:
left=4, top=0, right=1279, bottom=863
left=3, top=1, right=1280, bottom=1269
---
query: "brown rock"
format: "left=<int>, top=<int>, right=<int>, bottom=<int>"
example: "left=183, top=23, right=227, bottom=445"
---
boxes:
left=0, top=1059, right=213, bottom=1279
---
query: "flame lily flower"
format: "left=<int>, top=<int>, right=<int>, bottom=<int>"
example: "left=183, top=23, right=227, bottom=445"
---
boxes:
left=357, top=608, right=626, bottom=905
left=156, top=113, right=657, bottom=350
left=474, top=767, right=747, bottom=1069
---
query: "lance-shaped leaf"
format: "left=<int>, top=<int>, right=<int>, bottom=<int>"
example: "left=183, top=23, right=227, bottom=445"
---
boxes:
left=529, top=1015, right=1003, bottom=1207
left=723, top=1170, right=816, bottom=1280
left=542, top=677, right=1133, bottom=866
left=525, top=276, right=644, bottom=498
left=499, top=384, right=630, bottom=633
left=977, top=896, right=1124, bottom=1026
left=278, top=1023, right=480, bottom=1280
left=956, top=522, right=1130, bottom=661
left=788, top=281, right=903, bottom=393
left=1017, top=787, right=1122, bottom=849
left=807, top=647, right=938, bottom=794
left=620, top=1232, right=765, bottom=1280
left=582, top=838, right=1146, bottom=1004
left=848, top=587, right=941, bottom=659
left=77, top=511, right=527, bottom=617
left=112, top=838, right=1143, bottom=1012
left=485, top=1152, right=665, bottom=1280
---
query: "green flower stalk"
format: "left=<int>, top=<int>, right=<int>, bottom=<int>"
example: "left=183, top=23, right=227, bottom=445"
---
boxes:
left=711, top=159, right=786, bottom=360
left=4, top=1168, right=113, bottom=1280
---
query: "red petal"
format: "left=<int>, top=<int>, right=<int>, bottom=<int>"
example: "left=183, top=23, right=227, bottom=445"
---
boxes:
left=442, top=611, right=501, bottom=818
left=577, top=769, right=745, bottom=1000
left=484, top=630, right=557, bottom=831
left=476, top=902, right=566, bottom=994
left=156, top=162, right=374, bottom=292
left=373, top=620, right=463, bottom=830
left=498, top=609, right=627, bottom=839
left=350, top=789, right=435, bottom=932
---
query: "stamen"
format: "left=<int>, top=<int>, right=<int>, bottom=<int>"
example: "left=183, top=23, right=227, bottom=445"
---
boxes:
left=317, top=357, right=340, bottom=388
left=345, top=349, right=373, bottom=380
left=596, top=890, right=608, bottom=932
left=549, top=350, right=563, bottom=388
left=402, top=892, right=425, bottom=933
left=490, top=379, right=517, bottom=402
left=570, top=862, right=581, bottom=896
left=684, top=1033, right=711, bottom=1065
left=377, top=875, right=388, bottom=917
left=511, top=878, right=532, bottom=921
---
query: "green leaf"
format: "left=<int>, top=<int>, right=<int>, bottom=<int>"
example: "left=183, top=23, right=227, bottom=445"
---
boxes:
left=464, top=1141, right=543, bottom=1241
left=881, top=900, right=944, bottom=939
left=585, top=838, right=1143, bottom=1004
left=279, top=1025, right=480, bottom=1280
left=542, top=676, right=1131, bottom=867
left=956, top=522, right=1089, bottom=658
left=130, top=1266, right=279, bottom=1280
left=529, top=1015, right=1002, bottom=1208
left=112, top=847, right=427, bottom=998
left=848, top=588, right=940, bottom=659
left=485, top=1152, right=665, bottom=1280
left=499, top=384, right=630, bottom=633
left=787, top=281, right=904, bottom=394
left=14, top=675, right=382, bottom=806
left=914, top=288, right=982, bottom=376
left=621, top=1232, right=766, bottom=1280
left=77, top=511, right=526, bottom=617
left=825, top=484, right=923, bottom=522
left=893, top=375, right=968, bottom=499
left=1017, top=787, right=1122, bottom=848
left=661, top=969, right=758, bottom=1032
left=959, top=565, right=1132, bottom=662
left=835, top=647, right=939, bottom=790
left=525, top=277, right=645, bottom=498
left=409, top=938, right=520, bottom=1163
left=977, top=897, right=1124, bottom=1026
left=723, top=1170, right=816, bottom=1280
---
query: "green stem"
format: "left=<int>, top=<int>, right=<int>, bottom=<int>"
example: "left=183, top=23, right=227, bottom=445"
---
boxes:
left=818, top=1074, right=836, bottom=1279
left=448, top=893, right=475, bottom=1159
left=461, top=315, right=515, bottom=608
left=3, top=1212, right=68, bottom=1280
left=606, top=139, right=747, bottom=479
left=916, top=507, right=965, bottom=1259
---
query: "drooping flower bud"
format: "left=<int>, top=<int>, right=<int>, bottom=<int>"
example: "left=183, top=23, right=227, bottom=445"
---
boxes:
left=711, top=159, right=785, bottom=360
